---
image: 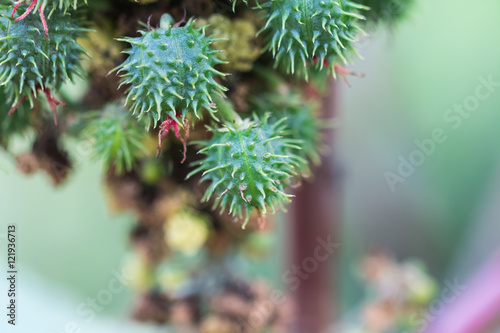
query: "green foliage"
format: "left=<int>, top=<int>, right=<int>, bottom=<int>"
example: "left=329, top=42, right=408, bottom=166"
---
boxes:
left=114, top=15, right=227, bottom=129
left=262, top=0, right=367, bottom=80
left=359, top=0, right=415, bottom=25
left=0, top=6, right=87, bottom=107
left=188, top=115, right=302, bottom=227
left=82, top=104, right=148, bottom=174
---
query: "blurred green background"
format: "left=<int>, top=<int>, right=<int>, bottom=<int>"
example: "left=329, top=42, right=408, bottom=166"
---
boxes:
left=338, top=0, right=500, bottom=311
left=1, top=0, right=500, bottom=331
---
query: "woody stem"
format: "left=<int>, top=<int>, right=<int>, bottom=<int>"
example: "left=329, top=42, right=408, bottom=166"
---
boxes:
left=290, top=79, right=339, bottom=333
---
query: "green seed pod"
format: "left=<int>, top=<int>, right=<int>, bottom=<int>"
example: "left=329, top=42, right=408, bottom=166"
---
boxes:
left=0, top=6, right=88, bottom=111
left=359, top=0, right=415, bottom=25
left=82, top=104, right=148, bottom=174
left=262, top=0, right=367, bottom=80
left=6, top=0, right=87, bottom=25
left=255, top=90, right=322, bottom=168
left=4, top=1, right=87, bottom=41
left=188, top=115, right=302, bottom=228
left=114, top=16, right=228, bottom=129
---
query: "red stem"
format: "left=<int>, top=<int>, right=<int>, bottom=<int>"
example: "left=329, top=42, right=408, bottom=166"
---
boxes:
left=290, top=79, right=339, bottom=332
left=13, top=0, right=37, bottom=22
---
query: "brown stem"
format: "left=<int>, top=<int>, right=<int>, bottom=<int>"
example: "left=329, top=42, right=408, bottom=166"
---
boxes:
left=290, top=79, right=339, bottom=333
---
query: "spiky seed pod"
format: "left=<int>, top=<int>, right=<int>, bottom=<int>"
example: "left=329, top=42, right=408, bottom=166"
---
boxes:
left=359, top=0, right=415, bottom=25
left=8, top=0, right=87, bottom=36
left=255, top=90, right=322, bottom=168
left=262, top=0, right=367, bottom=80
left=188, top=115, right=302, bottom=228
left=259, top=114, right=308, bottom=174
left=0, top=6, right=88, bottom=110
left=114, top=15, right=228, bottom=130
left=82, top=104, right=148, bottom=174
left=282, top=103, right=321, bottom=167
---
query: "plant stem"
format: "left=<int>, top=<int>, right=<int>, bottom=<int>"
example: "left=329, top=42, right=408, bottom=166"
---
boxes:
left=290, top=78, right=339, bottom=333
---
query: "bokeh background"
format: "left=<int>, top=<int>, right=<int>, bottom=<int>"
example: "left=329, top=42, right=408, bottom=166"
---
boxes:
left=1, top=0, right=500, bottom=331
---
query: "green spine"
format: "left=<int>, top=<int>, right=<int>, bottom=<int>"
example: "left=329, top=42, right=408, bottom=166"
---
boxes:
left=255, top=91, right=321, bottom=168
left=39, top=0, right=86, bottom=11
left=232, top=0, right=248, bottom=11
